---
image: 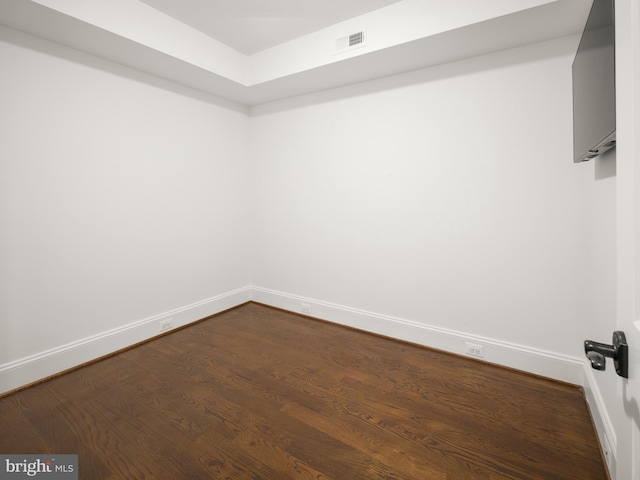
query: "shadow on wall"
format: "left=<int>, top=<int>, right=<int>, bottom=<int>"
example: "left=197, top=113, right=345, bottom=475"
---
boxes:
left=624, top=380, right=640, bottom=441
left=594, top=147, right=616, bottom=180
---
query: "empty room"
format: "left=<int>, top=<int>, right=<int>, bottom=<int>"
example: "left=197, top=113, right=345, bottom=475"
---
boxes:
left=1, top=0, right=639, bottom=479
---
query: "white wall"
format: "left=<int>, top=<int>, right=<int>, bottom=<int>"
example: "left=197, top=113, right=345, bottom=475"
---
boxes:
left=0, top=22, right=613, bottom=398
left=250, top=36, right=592, bottom=374
left=0, top=26, right=251, bottom=392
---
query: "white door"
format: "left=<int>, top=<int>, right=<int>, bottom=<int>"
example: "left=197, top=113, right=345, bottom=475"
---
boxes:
left=615, top=0, right=640, bottom=478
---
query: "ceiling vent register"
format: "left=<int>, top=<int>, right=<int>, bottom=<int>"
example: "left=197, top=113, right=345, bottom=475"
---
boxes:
left=335, top=30, right=366, bottom=54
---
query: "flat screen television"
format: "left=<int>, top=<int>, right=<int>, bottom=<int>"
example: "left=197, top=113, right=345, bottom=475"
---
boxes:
left=572, top=0, right=616, bottom=163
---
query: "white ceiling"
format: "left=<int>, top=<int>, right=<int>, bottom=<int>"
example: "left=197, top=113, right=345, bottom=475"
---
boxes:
left=139, top=0, right=403, bottom=54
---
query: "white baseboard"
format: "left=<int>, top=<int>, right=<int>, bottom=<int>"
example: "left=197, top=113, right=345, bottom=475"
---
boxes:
left=0, top=285, right=587, bottom=396
left=250, top=286, right=585, bottom=385
left=582, top=366, right=617, bottom=478
left=0, top=287, right=251, bottom=395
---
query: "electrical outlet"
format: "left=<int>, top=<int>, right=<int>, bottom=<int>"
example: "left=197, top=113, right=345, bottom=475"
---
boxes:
left=465, top=342, right=484, bottom=358
left=160, top=319, right=173, bottom=332
left=602, top=434, right=612, bottom=468
left=301, top=303, right=311, bottom=314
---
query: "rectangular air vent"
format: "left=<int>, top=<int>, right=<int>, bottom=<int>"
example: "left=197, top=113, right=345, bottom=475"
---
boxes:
left=335, top=29, right=366, bottom=55
left=349, top=31, right=364, bottom=47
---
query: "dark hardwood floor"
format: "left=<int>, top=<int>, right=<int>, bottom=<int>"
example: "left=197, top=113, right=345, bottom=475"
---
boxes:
left=0, top=302, right=607, bottom=479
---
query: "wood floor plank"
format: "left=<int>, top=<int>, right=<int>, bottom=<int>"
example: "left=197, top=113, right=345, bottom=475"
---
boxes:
left=0, top=302, right=607, bottom=479
left=0, top=395, right=50, bottom=454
